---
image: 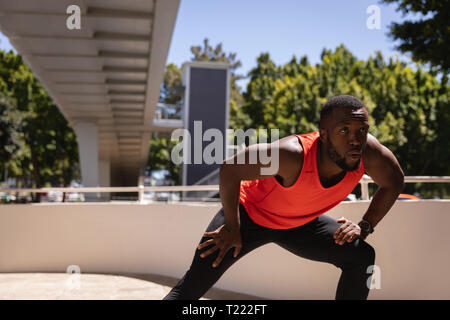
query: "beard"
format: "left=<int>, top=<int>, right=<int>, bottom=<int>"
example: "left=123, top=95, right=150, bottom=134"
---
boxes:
left=326, top=139, right=361, bottom=172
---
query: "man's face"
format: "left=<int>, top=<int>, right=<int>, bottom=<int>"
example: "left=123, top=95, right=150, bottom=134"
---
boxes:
left=322, top=107, right=370, bottom=172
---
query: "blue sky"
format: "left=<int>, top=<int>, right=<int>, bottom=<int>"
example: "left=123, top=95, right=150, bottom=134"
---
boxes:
left=166, top=0, right=421, bottom=87
left=0, top=0, right=422, bottom=88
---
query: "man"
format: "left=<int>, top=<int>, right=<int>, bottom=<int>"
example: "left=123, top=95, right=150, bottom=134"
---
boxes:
left=164, top=95, right=404, bottom=300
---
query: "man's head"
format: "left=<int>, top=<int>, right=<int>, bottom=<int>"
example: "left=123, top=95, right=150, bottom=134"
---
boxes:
left=319, top=95, right=370, bottom=172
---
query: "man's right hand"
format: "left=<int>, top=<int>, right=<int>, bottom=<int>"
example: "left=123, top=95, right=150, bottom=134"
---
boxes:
left=197, top=224, right=242, bottom=268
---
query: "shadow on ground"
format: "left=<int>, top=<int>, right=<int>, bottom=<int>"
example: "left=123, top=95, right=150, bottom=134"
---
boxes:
left=120, top=273, right=267, bottom=300
left=0, top=272, right=266, bottom=300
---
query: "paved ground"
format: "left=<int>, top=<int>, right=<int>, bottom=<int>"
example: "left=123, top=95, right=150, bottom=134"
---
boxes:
left=0, top=273, right=265, bottom=300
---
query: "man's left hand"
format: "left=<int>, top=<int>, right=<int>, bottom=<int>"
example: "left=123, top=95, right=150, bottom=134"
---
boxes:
left=334, top=217, right=362, bottom=245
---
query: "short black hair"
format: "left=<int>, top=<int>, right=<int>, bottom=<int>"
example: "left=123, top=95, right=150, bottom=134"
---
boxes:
left=320, top=95, right=367, bottom=129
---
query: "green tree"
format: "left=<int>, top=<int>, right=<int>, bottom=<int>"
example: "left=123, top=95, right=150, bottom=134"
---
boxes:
left=0, top=92, right=23, bottom=171
left=146, top=134, right=180, bottom=184
left=0, top=50, right=79, bottom=201
left=380, top=0, right=450, bottom=73
left=160, top=63, right=184, bottom=105
left=242, top=53, right=283, bottom=130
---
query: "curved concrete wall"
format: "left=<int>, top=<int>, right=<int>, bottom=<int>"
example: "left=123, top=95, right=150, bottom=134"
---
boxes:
left=0, top=200, right=449, bottom=299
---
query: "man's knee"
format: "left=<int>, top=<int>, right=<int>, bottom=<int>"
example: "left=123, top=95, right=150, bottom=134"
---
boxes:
left=334, top=239, right=375, bottom=269
left=350, top=240, right=375, bottom=269
left=359, top=240, right=376, bottom=266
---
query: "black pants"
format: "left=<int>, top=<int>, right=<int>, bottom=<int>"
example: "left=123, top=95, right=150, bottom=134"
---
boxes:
left=163, top=203, right=375, bottom=300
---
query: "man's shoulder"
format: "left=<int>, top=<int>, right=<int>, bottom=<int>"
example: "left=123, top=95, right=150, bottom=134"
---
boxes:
left=275, top=135, right=305, bottom=175
left=277, top=135, right=304, bottom=157
left=362, top=134, right=404, bottom=188
left=276, top=131, right=319, bottom=153
left=363, top=134, right=390, bottom=167
left=273, top=135, right=304, bottom=183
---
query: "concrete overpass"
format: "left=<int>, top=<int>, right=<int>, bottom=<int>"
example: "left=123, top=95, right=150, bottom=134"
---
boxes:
left=0, top=0, right=182, bottom=188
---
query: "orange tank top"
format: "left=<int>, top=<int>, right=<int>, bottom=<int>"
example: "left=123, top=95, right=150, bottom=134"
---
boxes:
left=239, top=131, right=365, bottom=229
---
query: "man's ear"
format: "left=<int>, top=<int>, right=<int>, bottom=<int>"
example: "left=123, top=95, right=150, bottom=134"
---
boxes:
left=319, top=128, right=328, bottom=143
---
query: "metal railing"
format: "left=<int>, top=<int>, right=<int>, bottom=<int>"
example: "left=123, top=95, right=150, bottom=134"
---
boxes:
left=359, top=175, right=450, bottom=200
left=1, top=175, right=449, bottom=203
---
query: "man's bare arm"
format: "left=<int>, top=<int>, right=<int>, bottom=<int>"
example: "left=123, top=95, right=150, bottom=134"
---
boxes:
left=362, top=134, right=405, bottom=229
left=197, top=136, right=303, bottom=267
left=334, top=134, right=404, bottom=244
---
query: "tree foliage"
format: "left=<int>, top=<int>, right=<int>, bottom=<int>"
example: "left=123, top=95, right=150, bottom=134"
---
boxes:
left=0, top=92, right=23, bottom=166
left=146, top=133, right=180, bottom=184
left=0, top=50, right=79, bottom=200
left=160, top=63, right=184, bottom=105
left=380, top=0, right=450, bottom=73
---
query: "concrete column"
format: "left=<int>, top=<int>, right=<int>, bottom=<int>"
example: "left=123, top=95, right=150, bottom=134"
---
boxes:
left=74, top=121, right=99, bottom=201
